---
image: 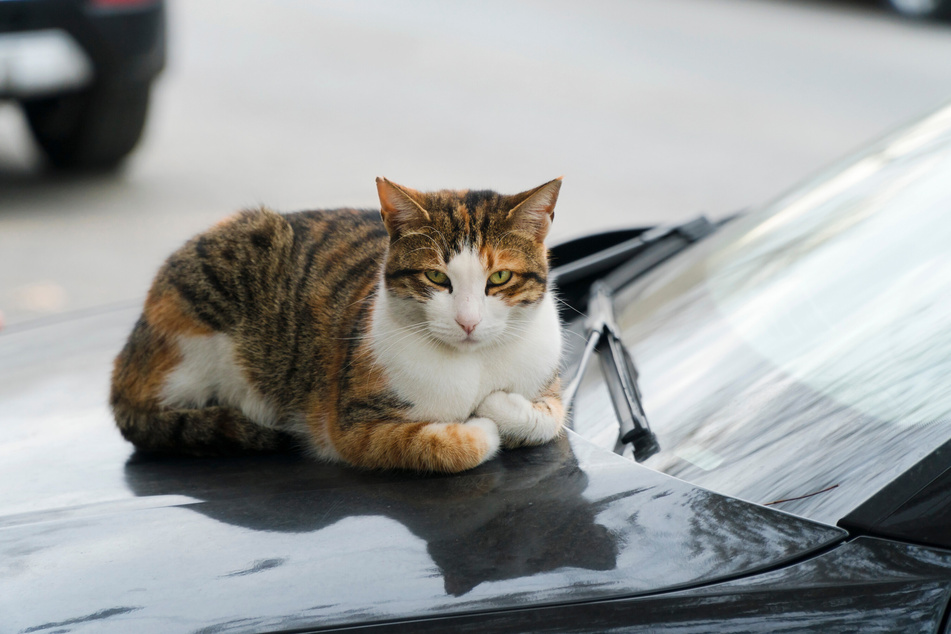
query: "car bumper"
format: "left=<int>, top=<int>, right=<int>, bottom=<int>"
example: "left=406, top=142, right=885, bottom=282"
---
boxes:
left=0, top=29, right=93, bottom=98
left=0, top=0, right=165, bottom=99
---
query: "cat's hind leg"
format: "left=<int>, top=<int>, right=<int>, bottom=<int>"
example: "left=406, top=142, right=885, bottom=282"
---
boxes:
left=113, top=402, right=293, bottom=456
left=111, top=314, right=292, bottom=457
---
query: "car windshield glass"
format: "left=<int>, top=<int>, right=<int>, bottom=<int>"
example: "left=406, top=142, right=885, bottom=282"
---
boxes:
left=604, top=104, right=951, bottom=525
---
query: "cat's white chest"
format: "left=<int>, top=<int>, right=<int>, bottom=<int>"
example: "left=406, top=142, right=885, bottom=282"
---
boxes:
left=372, top=297, right=562, bottom=422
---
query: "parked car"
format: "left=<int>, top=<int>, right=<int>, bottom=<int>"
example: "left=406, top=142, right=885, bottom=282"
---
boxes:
left=886, top=0, right=951, bottom=19
left=3, top=102, right=951, bottom=632
left=0, top=0, right=165, bottom=170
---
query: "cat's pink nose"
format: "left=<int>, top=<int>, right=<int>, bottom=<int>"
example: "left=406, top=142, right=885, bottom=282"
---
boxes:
left=456, top=318, right=479, bottom=336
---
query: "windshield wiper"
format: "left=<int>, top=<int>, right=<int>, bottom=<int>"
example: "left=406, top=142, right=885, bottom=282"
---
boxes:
left=560, top=216, right=719, bottom=461
left=552, top=216, right=717, bottom=291
left=565, top=282, right=659, bottom=462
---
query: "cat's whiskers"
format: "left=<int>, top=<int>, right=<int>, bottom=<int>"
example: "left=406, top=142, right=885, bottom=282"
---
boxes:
left=561, top=328, right=589, bottom=344
left=334, top=317, right=427, bottom=342
left=392, top=230, right=446, bottom=258
left=336, top=321, right=433, bottom=380
left=406, top=246, right=442, bottom=258
left=500, top=317, right=582, bottom=345
left=492, top=230, right=531, bottom=251
left=343, top=292, right=377, bottom=311
left=345, top=321, right=433, bottom=370
left=553, top=295, right=588, bottom=319
left=374, top=329, right=448, bottom=395
left=364, top=324, right=441, bottom=393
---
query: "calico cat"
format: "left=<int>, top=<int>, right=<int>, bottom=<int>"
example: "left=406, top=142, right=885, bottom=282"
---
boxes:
left=111, top=178, right=565, bottom=473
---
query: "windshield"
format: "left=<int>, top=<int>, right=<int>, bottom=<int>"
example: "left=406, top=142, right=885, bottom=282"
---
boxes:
left=605, top=104, right=951, bottom=525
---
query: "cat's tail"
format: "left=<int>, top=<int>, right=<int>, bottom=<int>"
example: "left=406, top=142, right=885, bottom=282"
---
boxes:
left=113, top=400, right=294, bottom=457
left=328, top=417, right=501, bottom=473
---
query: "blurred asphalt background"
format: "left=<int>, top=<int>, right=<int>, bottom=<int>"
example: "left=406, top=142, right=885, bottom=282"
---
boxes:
left=2, top=0, right=951, bottom=328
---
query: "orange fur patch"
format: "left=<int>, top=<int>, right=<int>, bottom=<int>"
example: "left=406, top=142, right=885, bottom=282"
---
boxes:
left=111, top=332, right=181, bottom=409
left=144, top=288, right=214, bottom=337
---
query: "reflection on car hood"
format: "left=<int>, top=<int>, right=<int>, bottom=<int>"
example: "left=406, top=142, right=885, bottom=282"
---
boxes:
left=0, top=307, right=845, bottom=632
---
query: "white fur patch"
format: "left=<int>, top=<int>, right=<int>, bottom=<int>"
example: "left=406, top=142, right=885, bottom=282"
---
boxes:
left=475, top=390, right=561, bottom=446
left=371, top=250, right=563, bottom=424
left=159, top=333, right=284, bottom=430
left=423, top=249, right=511, bottom=347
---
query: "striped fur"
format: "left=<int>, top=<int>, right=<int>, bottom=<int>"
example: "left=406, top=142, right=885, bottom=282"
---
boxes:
left=111, top=178, right=565, bottom=472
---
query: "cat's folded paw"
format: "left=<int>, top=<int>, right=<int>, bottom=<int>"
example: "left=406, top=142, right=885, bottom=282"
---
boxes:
left=476, top=391, right=531, bottom=425
left=476, top=391, right=560, bottom=449
left=463, top=417, right=502, bottom=458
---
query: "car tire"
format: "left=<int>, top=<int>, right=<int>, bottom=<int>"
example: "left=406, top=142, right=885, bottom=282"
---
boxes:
left=885, top=0, right=951, bottom=18
left=21, top=81, right=151, bottom=171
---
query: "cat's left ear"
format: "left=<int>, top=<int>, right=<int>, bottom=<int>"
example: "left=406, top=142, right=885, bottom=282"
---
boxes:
left=377, top=177, right=430, bottom=237
left=506, top=177, right=562, bottom=241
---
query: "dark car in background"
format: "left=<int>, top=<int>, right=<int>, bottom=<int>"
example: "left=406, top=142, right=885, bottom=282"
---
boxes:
left=886, top=0, right=951, bottom=19
left=0, top=0, right=165, bottom=170
left=3, top=103, right=951, bottom=631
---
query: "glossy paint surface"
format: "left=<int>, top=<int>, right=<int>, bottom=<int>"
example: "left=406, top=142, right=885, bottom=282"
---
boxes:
left=610, top=103, right=951, bottom=525
left=0, top=307, right=843, bottom=633
left=346, top=537, right=951, bottom=633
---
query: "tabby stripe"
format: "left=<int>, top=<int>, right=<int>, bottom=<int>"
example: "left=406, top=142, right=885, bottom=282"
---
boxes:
left=199, top=259, right=237, bottom=306
left=385, top=268, right=423, bottom=281
left=317, top=224, right=374, bottom=280
left=499, top=279, right=545, bottom=305
left=168, top=277, right=226, bottom=331
left=344, top=400, right=390, bottom=423
left=281, top=305, right=311, bottom=390
left=329, top=254, right=379, bottom=305
left=344, top=225, right=385, bottom=257
left=294, top=239, right=324, bottom=297
left=445, top=203, right=460, bottom=237
left=282, top=239, right=326, bottom=388
left=339, top=301, right=373, bottom=394
left=520, top=271, right=547, bottom=286
left=496, top=278, right=530, bottom=295
left=169, top=412, right=188, bottom=445
left=276, top=224, right=308, bottom=297
left=195, top=241, right=240, bottom=325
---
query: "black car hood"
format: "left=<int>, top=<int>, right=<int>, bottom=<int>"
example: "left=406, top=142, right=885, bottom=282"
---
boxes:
left=0, top=307, right=845, bottom=633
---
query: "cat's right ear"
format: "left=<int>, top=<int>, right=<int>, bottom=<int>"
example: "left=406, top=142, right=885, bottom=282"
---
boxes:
left=377, top=177, right=430, bottom=236
left=505, top=177, right=562, bottom=242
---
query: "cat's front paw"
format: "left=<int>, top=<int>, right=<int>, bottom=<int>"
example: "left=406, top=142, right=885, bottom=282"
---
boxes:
left=475, top=391, right=560, bottom=448
left=463, top=417, right=502, bottom=459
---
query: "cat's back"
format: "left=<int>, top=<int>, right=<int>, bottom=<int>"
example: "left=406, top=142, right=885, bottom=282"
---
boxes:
left=127, top=206, right=389, bottom=416
left=151, top=207, right=389, bottom=334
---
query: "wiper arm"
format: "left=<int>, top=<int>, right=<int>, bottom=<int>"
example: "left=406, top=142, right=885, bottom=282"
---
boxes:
left=565, top=282, right=659, bottom=462
left=560, top=216, right=723, bottom=461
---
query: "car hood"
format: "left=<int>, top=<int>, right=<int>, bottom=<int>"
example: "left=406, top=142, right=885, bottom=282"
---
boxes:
left=0, top=306, right=845, bottom=633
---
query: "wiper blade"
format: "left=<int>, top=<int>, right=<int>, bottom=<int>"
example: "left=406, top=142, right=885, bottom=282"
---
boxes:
left=565, top=282, right=659, bottom=462
left=561, top=217, right=719, bottom=461
left=552, top=215, right=716, bottom=289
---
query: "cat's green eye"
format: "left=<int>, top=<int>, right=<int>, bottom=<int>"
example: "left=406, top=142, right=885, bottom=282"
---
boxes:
left=488, top=270, right=513, bottom=286
left=425, top=270, right=449, bottom=285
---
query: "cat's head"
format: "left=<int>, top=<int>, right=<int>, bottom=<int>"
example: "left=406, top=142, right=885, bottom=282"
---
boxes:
left=377, top=177, right=562, bottom=350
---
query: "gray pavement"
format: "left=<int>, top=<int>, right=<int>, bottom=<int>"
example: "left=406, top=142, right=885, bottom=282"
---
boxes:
left=3, top=0, right=951, bottom=328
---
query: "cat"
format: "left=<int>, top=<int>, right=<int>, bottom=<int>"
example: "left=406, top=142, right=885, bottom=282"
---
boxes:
left=110, top=177, right=565, bottom=473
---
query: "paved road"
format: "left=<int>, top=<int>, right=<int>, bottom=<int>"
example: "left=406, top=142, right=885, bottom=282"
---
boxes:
left=2, top=0, right=951, bottom=328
